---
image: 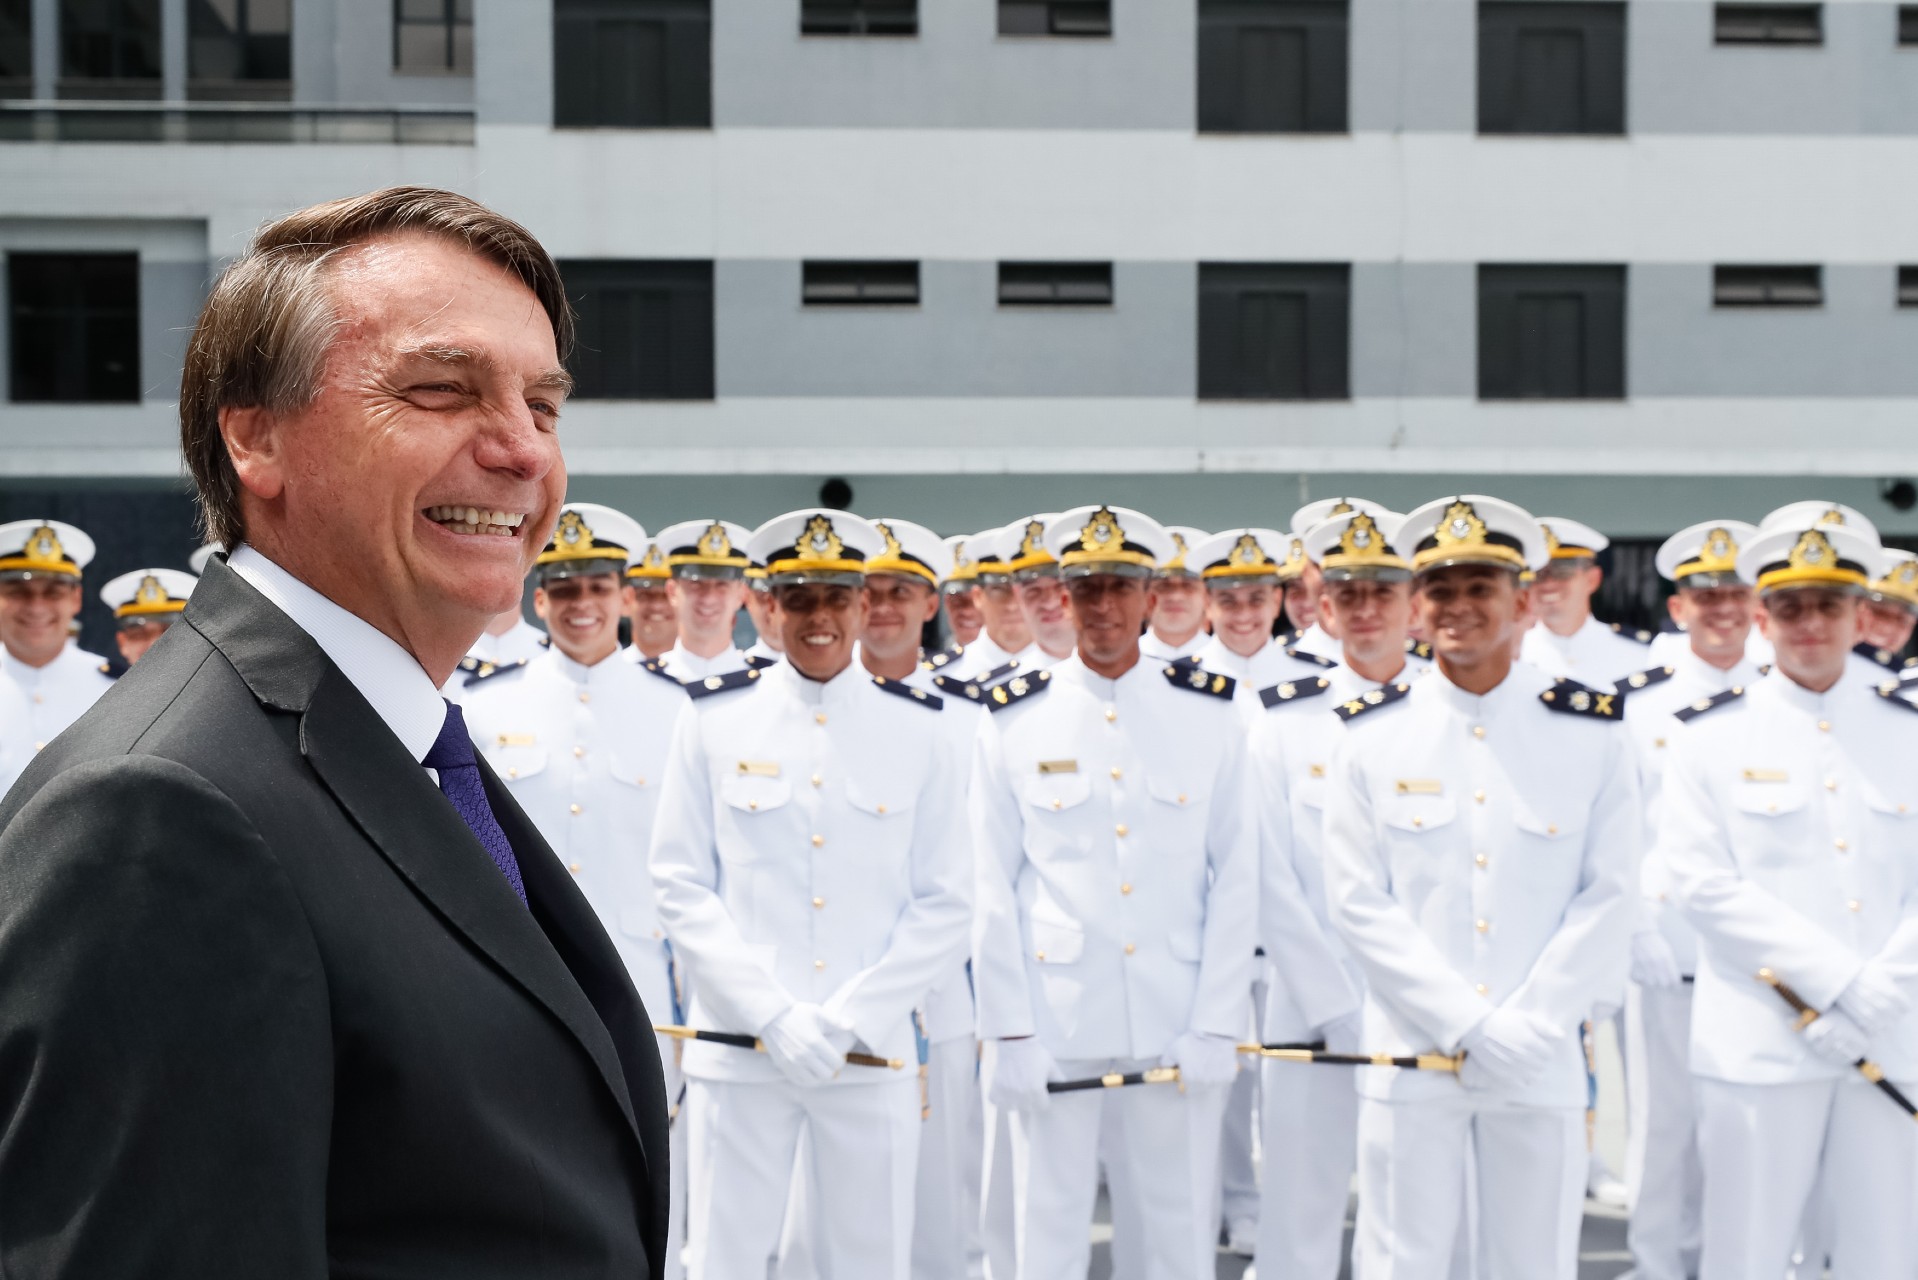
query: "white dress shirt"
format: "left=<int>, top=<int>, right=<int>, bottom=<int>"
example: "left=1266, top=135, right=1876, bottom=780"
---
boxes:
left=0, top=640, right=116, bottom=796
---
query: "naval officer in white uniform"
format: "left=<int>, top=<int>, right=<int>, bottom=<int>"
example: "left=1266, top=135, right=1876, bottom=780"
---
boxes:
left=1140, top=526, right=1210, bottom=663
left=1004, top=513, right=1079, bottom=673
left=651, top=508, right=972, bottom=1280
left=0, top=519, right=116, bottom=797
left=1188, top=527, right=1339, bottom=723
left=460, top=500, right=692, bottom=1280
left=939, top=527, right=1031, bottom=684
left=649, top=519, right=754, bottom=683
left=96, top=566, right=197, bottom=667
left=971, top=504, right=1256, bottom=1280
left=1658, top=518, right=1918, bottom=1280
left=1323, top=495, right=1642, bottom=1280
left=1519, top=516, right=1654, bottom=689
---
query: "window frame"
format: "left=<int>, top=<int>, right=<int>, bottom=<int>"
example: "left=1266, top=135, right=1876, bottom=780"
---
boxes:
left=1712, top=264, right=1824, bottom=308
left=7, top=251, right=143, bottom=405
left=1197, top=261, right=1351, bottom=402
left=799, top=0, right=918, bottom=36
left=997, top=1, right=1113, bottom=38
left=559, top=258, right=714, bottom=401
left=801, top=260, right=922, bottom=306
left=1712, top=3, right=1823, bottom=46
left=1899, top=266, right=1918, bottom=308
left=552, top=0, right=712, bottom=129
left=1476, top=263, right=1627, bottom=401
left=1197, top=0, right=1350, bottom=135
left=997, top=262, right=1116, bottom=307
left=393, top=0, right=474, bottom=75
left=1477, top=0, right=1627, bottom=136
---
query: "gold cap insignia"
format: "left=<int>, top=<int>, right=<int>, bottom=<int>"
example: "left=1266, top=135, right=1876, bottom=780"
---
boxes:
left=1543, top=524, right=1562, bottom=553
left=1440, top=502, right=1487, bottom=548
left=1789, top=529, right=1832, bottom=569
left=134, top=574, right=167, bottom=606
left=697, top=522, right=734, bottom=558
left=1818, top=507, right=1847, bottom=527
left=1078, top=506, right=1125, bottom=552
left=876, top=521, right=904, bottom=560
left=641, top=544, right=665, bottom=569
left=556, top=510, right=593, bottom=549
left=952, top=539, right=971, bottom=570
left=799, top=514, right=844, bottom=562
left=1702, top=528, right=1736, bottom=570
left=1339, top=513, right=1382, bottom=557
left=1020, top=519, right=1047, bottom=558
left=1164, top=531, right=1189, bottom=570
left=27, top=524, right=63, bottom=563
left=1227, top=533, right=1269, bottom=567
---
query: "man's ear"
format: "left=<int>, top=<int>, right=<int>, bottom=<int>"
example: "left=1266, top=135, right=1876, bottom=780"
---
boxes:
left=220, top=405, right=287, bottom=502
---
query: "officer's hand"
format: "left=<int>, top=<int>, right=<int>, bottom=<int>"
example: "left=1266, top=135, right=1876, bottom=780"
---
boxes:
left=989, top=1038, right=1061, bottom=1113
left=761, top=1005, right=850, bottom=1086
left=1162, top=1032, right=1241, bottom=1088
left=1802, top=1009, right=1869, bottom=1067
left=1835, top=963, right=1911, bottom=1035
left=1458, top=1008, right=1562, bottom=1091
left=1317, top=1011, right=1365, bottom=1056
left=1629, top=928, right=1684, bottom=989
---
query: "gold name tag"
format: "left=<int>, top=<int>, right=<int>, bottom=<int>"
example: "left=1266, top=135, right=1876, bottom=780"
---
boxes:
left=1742, top=768, right=1789, bottom=784
left=496, top=733, right=536, bottom=746
left=1395, top=779, right=1443, bottom=796
left=737, top=760, right=781, bottom=778
left=1037, top=760, right=1079, bottom=775
left=1309, top=763, right=1326, bottom=779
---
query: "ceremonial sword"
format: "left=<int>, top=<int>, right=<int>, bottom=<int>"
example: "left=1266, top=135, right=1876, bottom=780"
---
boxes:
left=655, top=1025, right=906, bottom=1071
left=1756, top=969, right=1918, bottom=1121
left=1045, top=1042, right=1462, bottom=1092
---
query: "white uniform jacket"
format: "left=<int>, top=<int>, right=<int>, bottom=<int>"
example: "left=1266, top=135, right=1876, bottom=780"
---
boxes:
left=1620, top=651, right=1760, bottom=975
left=1521, top=616, right=1654, bottom=690
left=1140, top=629, right=1208, bottom=664
left=969, top=655, right=1258, bottom=1059
left=650, top=660, right=973, bottom=1084
left=944, top=633, right=1026, bottom=684
left=1657, top=671, right=1918, bottom=1085
left=657, top=642, right=748, bottom=684
left=1194, top=635, right=1338, bottom=726
left=1290, top=623, right=1341, bottom=662
left=1323, top=662, right=1643, bottom=1105
left=0, top=643, right=115, bottom=797
left=465, top=617, right=549, bottom=667
left=461, top=647, right=687, bottom=1024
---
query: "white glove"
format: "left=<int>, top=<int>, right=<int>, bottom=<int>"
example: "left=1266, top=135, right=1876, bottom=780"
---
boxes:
left=1161, top=1031, right=1241, bottom=1088
left=1317, top=1011, right=1365, bottom=1056
left=1458, top=1007, right=1563, bottom=1092
left=761, top=1005, right=854, bottom=1086
left=1836, top=963, right=1911, bottom=1035
left=1802, top=1009, right=1868, bottom=1068
left=1629, top=928, right=1684, bottom=989
left=989, top=1038, right=1061, bottom=1113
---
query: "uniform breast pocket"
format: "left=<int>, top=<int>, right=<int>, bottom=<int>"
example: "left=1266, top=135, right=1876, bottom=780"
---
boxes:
left=1381, top=794, right=1457, bottom=838
left=1020, top=773, right=1095, bottom=856
left=1731, top=782, right=1809, bottom=868
left=843, top=777, right=918, bottom=865
left=608, top=751, right=659, bottom=803
left=1864, top=786, right=1916, bottom=848
left=718, top=773, right=793, bottom=865
left=1512, top=805, right=1587, bottom=891
left=485, top=742, right=547, bottom=782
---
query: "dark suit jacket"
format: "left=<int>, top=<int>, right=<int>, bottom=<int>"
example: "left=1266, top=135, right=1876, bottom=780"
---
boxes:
left=0, top=560, right=669, bottom=1279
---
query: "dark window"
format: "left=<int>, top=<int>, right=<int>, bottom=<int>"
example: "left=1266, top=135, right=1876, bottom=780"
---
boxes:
left=801, top=0, right=917, bottom=35
left=8, top=253, right=141, bottom=404
left=563, top=260, right=713, bottom=399
left=1901, top=266, right=1918, bottom=307
left=1198, top=263, right=1349, bottom=400
left=1198, top=1, right=1347, bottom=134
left=189, top=0, right=292, bottom=99
left=998, top=1, right=1111, bottom=37
left=1, top=0, right=31, bottom=96
left=1478, top=2, right=1625, bottom=135
left=802, top=261, right=920, bottom=305
left=998, top=262, right=1114, bottom=306
left=395, top=0, right=473, bottom=73
left=59, top=0, right=162, bottom=97
left=1713, top=264, right=1822, bottom=306
left=1714, top=3, right=1822, bottom=44
left=554, top=0, right=709, bottom=128
left=1899, top=4, right=1918, bottom=44
left=1478, top=264, right=1625, bottom=399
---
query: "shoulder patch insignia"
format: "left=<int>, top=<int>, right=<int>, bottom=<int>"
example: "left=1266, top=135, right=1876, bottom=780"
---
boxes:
left=1333, top=681, right=1413, bottom=721
left=1274, top=628, right=1302, bottom=649
left=463, top=658, right=530, bottom=687
left=458, top=655, right=482, bottom=674
left=1165, top=664, right=1237, bottom=699
left=686, top=667, right=762, bottom=700
left=538, top=634, right=551, bottom=648
left=1405, top=639, right=1433, bottom=660
left=1621, top=665, right=1677, bottom=693
left=1854, top=642, right=1901, bottom=671
left=973, top=659, right=1021, bottom=687
left=1673, top=685, right=1747, bottom=723
left=97, top=660, right=120, bottom=680
left=986, top=669, right=1052, bottom=714
left=1875, top=682, right=1918, bottom=715
left=872, top=675, right=944, bottom=710
left=1609, top=623, right=1655, bottom=644
left=744, top=653, right=780, bottom=670
left=1259, top=677, right=1333, bottom=710
left=1540, top=678, right=1622, bottom=720
left=1283, top=647, right=1339, bottom=669
left=638, top=657, right=682, bottom=684
left=922, top=643, right=966, bottom=671
left=929, top=673, right=989, bottom=705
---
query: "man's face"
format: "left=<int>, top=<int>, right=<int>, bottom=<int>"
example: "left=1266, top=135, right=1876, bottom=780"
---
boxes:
left=1149, top=576, right=1206, bottom=641
left=863, top=574, right=939, bottom=664
left=1416, top=565, right=1527, bottom=669
left=1860, top=598, right=1917, bottom=653
left=1283, top=561, right=1321, bottom=630
left=740, top=587, right=781, bottom=654
left=1675, top=583, right=1754, bottom=660
left=115, top=620, right=171, bottom=665
left=942, top=585, right=983, bottom=645
left=1065, top=574, right=1149, bottom=669
left=972, top=581, right=1026, bottom=640
left=534, top=571, right=622, bottom=664
left=1015, top=574, right=1078, bottom=653
left=227, top=233, right=570, bottom=656
left=626, top=580, right=678, bottom=654
left=0, top=577, right=82, bottom=666
left=1320, top=578, right=1413, bottom=667
left=1529, top=559, right=1602, bottom=628
left=777, top=582, right=867, bottom=680
left=1206, top=579, right=1281, bottom=658
left=668, top=576, right=748, bottom=648
left=1763, top=588, right=1860, bottom=685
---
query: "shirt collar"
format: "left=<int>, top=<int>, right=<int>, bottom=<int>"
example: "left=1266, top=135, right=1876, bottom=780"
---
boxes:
left=227, top=544, right=450, bottom=765
left=1426, top=657, right=1546, bottom=720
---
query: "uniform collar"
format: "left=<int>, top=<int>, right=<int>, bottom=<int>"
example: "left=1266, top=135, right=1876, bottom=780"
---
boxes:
left=226, top=544, right=448, bottom=766
left=668, top=641, right=743, bottom=679
left=1671, top=644, right=1759, bottom=692
left=770, top=653, right=867, bottom=706
left=1757, top=664, right=1858, bottom=716
left=1053, top=651, right=1151, bottom=698
left=1425, top=658, right=1549, bottom=720
left=549, top=644, right=622, bottom=684
left=0, top=640, right=91, bottom=684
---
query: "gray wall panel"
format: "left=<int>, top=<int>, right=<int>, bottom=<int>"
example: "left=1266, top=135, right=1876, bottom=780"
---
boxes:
left=137, top=259, right=206, bottom=403
left=474, top=0, right=552, bottom=124
left=715, top=259, right=1196, bottom=396
left=1350, top=0, right=1477, bottom=133
left=1351, top=261, right=1477, bottom=396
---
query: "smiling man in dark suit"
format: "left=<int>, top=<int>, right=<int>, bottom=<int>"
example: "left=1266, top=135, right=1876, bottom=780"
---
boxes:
left=0, top=187, right=668, bottom=1279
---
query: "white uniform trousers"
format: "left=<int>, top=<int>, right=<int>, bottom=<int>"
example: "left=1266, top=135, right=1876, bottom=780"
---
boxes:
left=1009, top=1057, right=1228, bottom=1280
left=978, top=1042, right=1020, bottom=1280
left=1219, top=977, right=1265, bottom=1236
left=685, top=1077, right=920, bottom=1280
left=912, top=1037, right=981, bottom=1280
left=1253, top=1059, right=1356, bottom=1280
left=1623, top=983, right=1701, bottom=1280
left=1696, top=1076, right=1918, bottom=1280
left=1352, top=1096, right=1585, bottom=1280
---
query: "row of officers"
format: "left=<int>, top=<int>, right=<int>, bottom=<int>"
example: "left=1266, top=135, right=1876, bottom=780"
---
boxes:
left=1, top=494, right=1916, bottom=1280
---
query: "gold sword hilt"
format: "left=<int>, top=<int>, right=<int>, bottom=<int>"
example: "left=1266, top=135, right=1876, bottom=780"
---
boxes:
left=1758, top=968, right=1822, bottom=1030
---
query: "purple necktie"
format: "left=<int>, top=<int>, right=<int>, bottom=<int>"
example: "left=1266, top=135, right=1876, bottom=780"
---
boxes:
left=424, top=699, right=527, bottom=906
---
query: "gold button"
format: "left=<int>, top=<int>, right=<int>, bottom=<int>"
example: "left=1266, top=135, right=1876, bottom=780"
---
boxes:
left=573, top=746, right=585, bottom=758
left=1121, top=882, right=1133, bottom=895
left=635, top=777, right=646, bottom=787
left=578, top=691, right=590, bottom=704
left=1124, top=942, right=1136, bottom=955
left=1472, top=725, right=1485, bottom=739
left=1848, top=899, right=1862, bottom=913
left=812, top=834, right=825, bottom=847
left=31, top=694, right=42, bottom=705
left=748, top=800, right=758, bottom=811
left=507, top=767, right=519, bottom=779
left=1547, top=824, right=1558, bottom=836
left=1412, top=817, right=1424, bottom=828
left=1474, top=790, right=1486, bottom=804
left=32, top=741, right=44, bottom=751
left=1105, top=707, right=1117, bottom=722
left=815, top=959, right=826, bottom=969
left=1177, top=793, right=1187, bottom=805
left=1475, top=983, right=1489, bottom=995
left=1767, top=803, right=1778, bottom=814
left=811, top=773, right=823, bottom=788
left=1110, top=766, right=1122, bottom=780
left=1051, top=799, right=1062, bottom=810
left=876, top=803, right=887, bottom=815
left=569, top=803, right=582, bottom=814
left=1826, top=778, right=1838, bottom=791
left=1474, top=853, right=1488, bottom=868
left=1475, top=919, right=1490, bottom=934
left=1036, top=950, right=1047, bottom=962
left=1818, top=720, right=1831, bottom=732
left=815, top=712, right=828, bottom=725
left=1835, top=838, right=1848, bottom=852
left=813, top=897, right=826, bottom=909
left=568, top=862, right=581, bottom=874
left=1115, top=823, right=1129, bottom=837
